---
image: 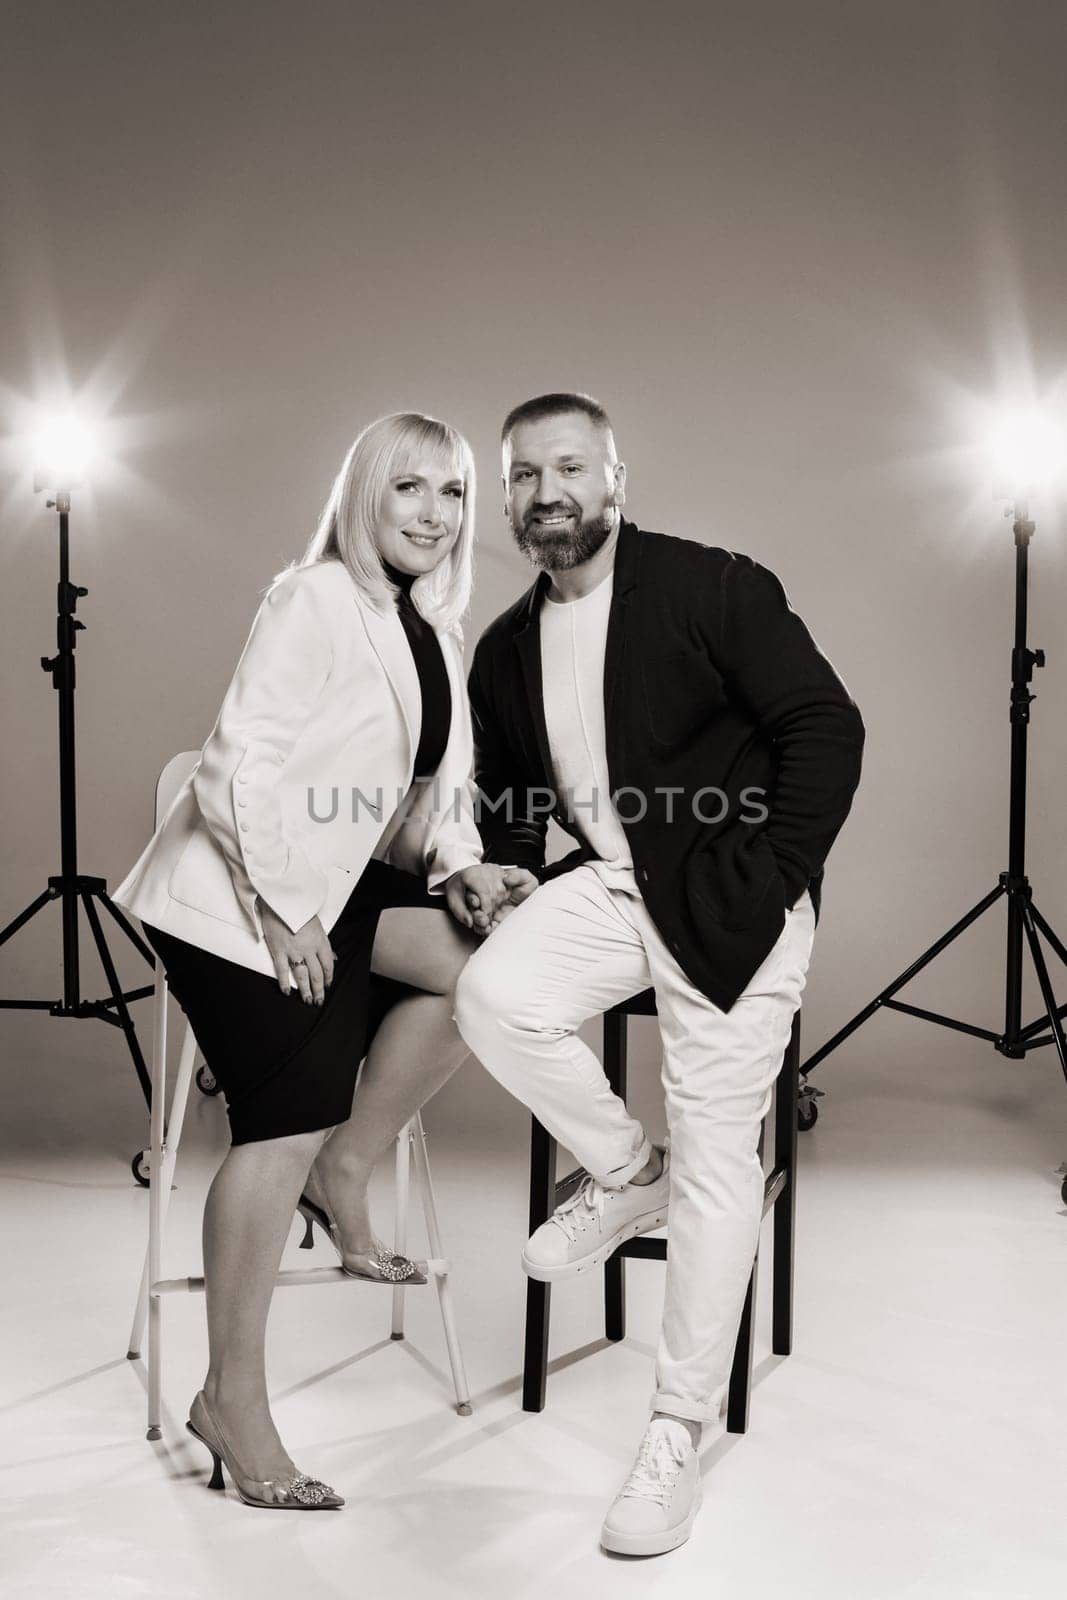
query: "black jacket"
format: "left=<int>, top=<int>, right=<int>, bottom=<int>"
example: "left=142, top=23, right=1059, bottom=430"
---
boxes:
left=468, top=519, right=865, bottom=1011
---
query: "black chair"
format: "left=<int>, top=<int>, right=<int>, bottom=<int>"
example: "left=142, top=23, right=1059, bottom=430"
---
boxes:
left=522, top=995, right=801, bottom=1432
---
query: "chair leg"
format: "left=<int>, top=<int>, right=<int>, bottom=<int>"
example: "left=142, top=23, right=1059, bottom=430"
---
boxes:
left=773, top=1014, right=801, bottom=1357
left=522, top=1116, right=556, bottom=1412
left=726, top=1254, right=758, bottom=1435
left=127, top=1251, right=150, bottom=1361
left=162, top=1030, right=199, bottom=1179
left=147, top=1293, right=163, bottom=1441
left=726, top=1108, right=767, bottom=1435
left=145, top=1011, right=198, bottom=1439
left=391, top=1124, right=412, bottom=1340
left=523, top=1283, right=551, bottom=1413
left=411, top=1113, right=472, bottom=1415
left=130, top=977, right=170, bottom=1360
left=131, top=1017, right=203, bottom=1362
left=146, top=979, right=168, bottom=1441
left=604, top=1254, right=627, bottom=1342
left=602, top=1012, right=629, bottom=1343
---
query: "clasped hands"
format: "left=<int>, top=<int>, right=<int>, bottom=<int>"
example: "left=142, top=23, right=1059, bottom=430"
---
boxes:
left=443, top=863, right=538, bottom=937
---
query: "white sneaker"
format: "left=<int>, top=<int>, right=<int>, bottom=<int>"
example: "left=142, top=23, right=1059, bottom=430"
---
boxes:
left=600, top=1418, right=702, bottom=1557
left=521, top=1149, right=670, bottom=1282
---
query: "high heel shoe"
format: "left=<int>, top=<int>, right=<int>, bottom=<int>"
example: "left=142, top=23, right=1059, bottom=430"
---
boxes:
left=297, top=1192, right=428, bottom=1285
left=186, top=1391, right=343, bottom=1509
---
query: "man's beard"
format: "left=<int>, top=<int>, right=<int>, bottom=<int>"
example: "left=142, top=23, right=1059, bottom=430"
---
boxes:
left=511, top=500, right=617, bottom=572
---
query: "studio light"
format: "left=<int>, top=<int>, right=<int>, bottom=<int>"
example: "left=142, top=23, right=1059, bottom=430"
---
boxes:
left=985, top=405, right=1063, bottom=496
left=0, top=403, right=155, bottom=1175
left=32, top=410, right=99, bottom=493
left=983, top=404, right=1064, bottom=504
left=798, top=397, right=1067, bottom=1182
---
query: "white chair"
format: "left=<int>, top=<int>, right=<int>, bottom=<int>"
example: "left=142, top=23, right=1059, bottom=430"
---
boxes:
left=126, top=752, right=472, bottom=1438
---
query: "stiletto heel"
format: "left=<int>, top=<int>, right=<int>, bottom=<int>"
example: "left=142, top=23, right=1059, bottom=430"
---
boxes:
left=298, top=1211, right=315, bottom=1249
left=186, top=1392, right=343, bottom=1510
left=296, top=1191, right=427, bottom=1285
left=187, top=1423, right=227, bottom=1490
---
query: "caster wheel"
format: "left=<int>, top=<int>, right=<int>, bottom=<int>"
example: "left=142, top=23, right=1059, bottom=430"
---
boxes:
left=456, top=1402, right=473, bottom=1417
left=131, top=1148, right=151, bottom=1187
left=797, top=1097, right=819, bottom=1133
left=196, top=1063, right=221, bottom=1097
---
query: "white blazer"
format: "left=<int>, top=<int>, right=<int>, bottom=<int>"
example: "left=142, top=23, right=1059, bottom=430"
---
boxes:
left=113, top=560, right=483, bottom=977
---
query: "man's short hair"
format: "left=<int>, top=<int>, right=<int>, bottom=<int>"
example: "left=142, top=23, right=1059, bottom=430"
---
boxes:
left=501, top=391, right=615, bottom=448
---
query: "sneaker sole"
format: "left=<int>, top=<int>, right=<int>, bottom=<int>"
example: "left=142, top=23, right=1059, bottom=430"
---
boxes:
left=600, top=1484, right=703, bottom=1557
left=521, top=1204, right=668, bottom=1283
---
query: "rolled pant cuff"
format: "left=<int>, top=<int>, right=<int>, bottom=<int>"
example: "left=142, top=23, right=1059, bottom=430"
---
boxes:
left=598, top=1136, right=653, bottom=1188
left=652, top=1391, right=719, bottom=1426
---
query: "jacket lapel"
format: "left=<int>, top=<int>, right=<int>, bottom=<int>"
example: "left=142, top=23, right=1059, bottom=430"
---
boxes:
left=603, top=519, right=640, bottom=731
left=356, top=596, right=419, bottom=774
left=433, top=626, right=473, bottom=798
left=512, top=572, right=555, bottom=785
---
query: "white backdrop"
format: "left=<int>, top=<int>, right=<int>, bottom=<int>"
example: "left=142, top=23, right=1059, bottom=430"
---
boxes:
left=2, top=1, right=1065, bottom=1163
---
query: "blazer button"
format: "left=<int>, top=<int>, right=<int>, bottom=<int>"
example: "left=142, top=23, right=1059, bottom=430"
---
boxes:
left=237, top=798, right=248, bottom=808
left=237, top=773, right=248, bottom=785
left=239, top=821, right=251, bottom=832
left=638, top=866, right=649, bottom=883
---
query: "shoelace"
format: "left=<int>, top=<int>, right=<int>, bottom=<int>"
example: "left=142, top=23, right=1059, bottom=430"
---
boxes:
left=550, top=1174, right=610, bottom=1243
left=620, top=1431, right=685, bottom=1507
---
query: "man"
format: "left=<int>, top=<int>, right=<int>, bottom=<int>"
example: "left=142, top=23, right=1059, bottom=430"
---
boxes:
left=453, top=393, right=864, bottom=1557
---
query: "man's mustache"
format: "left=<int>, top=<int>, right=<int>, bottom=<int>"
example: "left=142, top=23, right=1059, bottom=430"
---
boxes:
left=522, top=502, right=581, bottom=530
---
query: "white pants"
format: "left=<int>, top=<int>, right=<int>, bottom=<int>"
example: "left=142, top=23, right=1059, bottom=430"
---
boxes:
left=453, top=865, right=815, bottom=1425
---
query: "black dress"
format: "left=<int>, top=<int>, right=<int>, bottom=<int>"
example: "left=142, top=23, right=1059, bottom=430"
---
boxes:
left=144, top=566, right=455, bottom=1146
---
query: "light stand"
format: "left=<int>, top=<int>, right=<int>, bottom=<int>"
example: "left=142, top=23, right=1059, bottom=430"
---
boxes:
left=799, top=499, right=1067, bottom=1196
left=0, top=487, right=156, bottom=1147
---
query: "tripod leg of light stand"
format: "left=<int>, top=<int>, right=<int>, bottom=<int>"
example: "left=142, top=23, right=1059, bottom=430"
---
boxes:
left=1021, top=904, right=1067, bottom=1040
left=97, top=891, right=156, bottom=968
left=81, top=892, right=152, bottom=1107
left=1030, top=904, right=1067, bottom=970
left=1021, top=906, right=1067, bottom=1087
left=0, top=887, right=56, bottom=952
left=801, top=882, right=1006, bottom=1075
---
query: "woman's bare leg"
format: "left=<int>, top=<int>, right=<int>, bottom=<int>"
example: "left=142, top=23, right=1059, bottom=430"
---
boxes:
left=202, top=1126, right=329, bottom=1475
left=309, top=908, right=476, bottom=1252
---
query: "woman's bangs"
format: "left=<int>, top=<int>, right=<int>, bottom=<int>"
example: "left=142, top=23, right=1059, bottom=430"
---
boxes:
left=391, top=426, right=468, bottom=494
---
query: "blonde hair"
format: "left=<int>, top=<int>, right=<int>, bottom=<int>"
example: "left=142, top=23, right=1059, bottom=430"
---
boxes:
left=290, top=412, right=476, bottom=630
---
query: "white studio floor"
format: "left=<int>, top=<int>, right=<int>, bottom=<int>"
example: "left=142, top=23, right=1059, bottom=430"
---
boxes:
left=2, top=1014, right=1066, bottom=1600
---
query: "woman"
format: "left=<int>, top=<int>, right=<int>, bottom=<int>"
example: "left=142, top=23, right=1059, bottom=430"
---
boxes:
left=114, top=413, right=514, bottom=1510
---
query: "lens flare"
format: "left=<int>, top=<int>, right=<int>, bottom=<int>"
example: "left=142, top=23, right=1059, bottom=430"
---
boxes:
left=984, top=406, right=1063, bottom=494
left=32, top=411, right=98, bottom=489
